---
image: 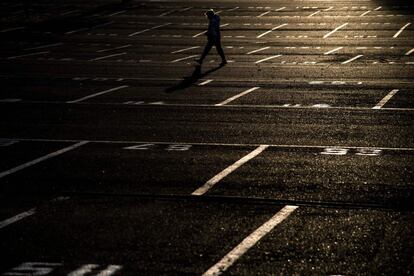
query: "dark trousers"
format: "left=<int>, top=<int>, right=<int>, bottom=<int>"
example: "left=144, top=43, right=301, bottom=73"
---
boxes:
left=199, top=37, right=226, bottom=63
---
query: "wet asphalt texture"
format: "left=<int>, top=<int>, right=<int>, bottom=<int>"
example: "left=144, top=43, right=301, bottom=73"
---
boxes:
left=0, top=0, right=413, bottom=275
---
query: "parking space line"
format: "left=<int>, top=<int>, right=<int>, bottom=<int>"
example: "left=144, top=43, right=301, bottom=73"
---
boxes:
left=216, top=87, right=260, bottom=106
left=255, top=55, right=282, bottom=64
left=308, top=10, right=321, bottom=17
left=275, top=7, right=286, bottom=11
left=342, top=54, right=363, bottom=64
left=257, top=24, right=287, bottom=38
left=109, top=10, right=127, bottom=17
left=171, top=46, right=200, bottom=54
left=405, top=48, right=414, bottom=56
left=128, top=23, right=171, bottom=37
left=324, top=46, right=343, bottom=55
left=360, top=10, right=371, bottom=17
left=198, top=79, right=213, bottom=86
left=0, top=142, right=88, bottom=179
left=192, top=145, right=268, bottom=196
left=97, top=44, right=132, bottom=53
left=24, top=43, right=63, bottom=51
left=374, top=6, right=382, bottom=11
left=90, top=52, right=126, bottom=61
left=246, top=47, right=270, bottom=55
left=373, top=89, right=399, bottom=109
left=393, top=23, right=411, bottom=38
left=7, top=51, right=49, bottom=60
left=171, top=55, right=198, bottom=63
left=323, top=23, right=348, bottom=38
left=257, top=11, right=271, bottom=17
left=0, top=26, right=25, bottom=33
left=67, top=86, right=129, bottom=103
left=202, top=205, right=298, bottom=276
left=0, top=209, right=36, bottom=229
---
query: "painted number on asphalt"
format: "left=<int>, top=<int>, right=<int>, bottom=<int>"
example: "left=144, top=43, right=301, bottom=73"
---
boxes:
left=321, top=147, right=382, bottom=156
left=3, top=262, right=122, bottom=276
left=124, top=144, right=192, bottom=151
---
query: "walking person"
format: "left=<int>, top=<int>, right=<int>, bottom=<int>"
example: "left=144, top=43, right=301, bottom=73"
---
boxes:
left=196, top=9, right=227, bottom=66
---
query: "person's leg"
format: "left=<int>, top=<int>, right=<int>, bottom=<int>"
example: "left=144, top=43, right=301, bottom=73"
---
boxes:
left=215, top=39, right=227, bottom=64
left=197, top=39, right=214, bottom=64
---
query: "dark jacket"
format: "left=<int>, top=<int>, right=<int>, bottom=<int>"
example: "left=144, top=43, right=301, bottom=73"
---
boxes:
left=206, top=14, right=221, bottom=39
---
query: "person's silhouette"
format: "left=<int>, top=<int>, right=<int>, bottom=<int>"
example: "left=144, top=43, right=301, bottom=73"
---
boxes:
left=196, top=9, right=227, bottom=66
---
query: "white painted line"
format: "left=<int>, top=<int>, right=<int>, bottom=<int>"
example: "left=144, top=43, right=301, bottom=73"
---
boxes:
left=198, top=79, right=213, bottom=86
left=257, top=11, right=271, bottom=17
left=171, top=46, right=200, bottom=54
left=97, top=44, right=132, bottom=53
left=0, top=209, right=36, bottom=229
left=226, top=7, right=240, bottom=12
left=308, top=10, right=321, bottom=17
left=0, top=142, right=88, bottom=179
left=324, top=46, right=343, bottom=55
left=374, top=6, right=382, bottom=11
left=275, top=7, right=286, bottom=11
left=171, top=55, right=198, bottom=63
left=246, top=47, right=270, bottom=55
left=65, top=28, right=88, bottom=35
left=68, top=264, right=99, bottom=276
left=342, top=54, right=363, bottom=64
left=393, top=23, right=411, bottom=38
left=373, top=89, right=399, bottom=109
left=405, top=48, right=414, bottom=56
left=7, top=51, right=49, bottom=60
left=192, top=145, right=268, bottom=196
left=0, top=26, right=25, bottom=33
left=202, top=205, right=298, bottom=276
left=90, top=52, right=127, bottom=61
left=324, top=6, right=334, bottom=11
left=159, top=10, right=176, bottom=17
left=255, top=54, right=282, bottom=64
left=216, top=87, right=260, bottom=106
left=257, top=24, right=287, bottom=38
left=323, top=23, right=348, bottom=39
left=128, top=23, right=171, bottom=37
left=109, top=10, right=126, bottom=17
left=67, top=85, right=129, bottom=103
left=24, top=43, right=63, bottom=51
left=360, top=10, right=371, bottom=17
left=96, top=265, right=123, bottom=276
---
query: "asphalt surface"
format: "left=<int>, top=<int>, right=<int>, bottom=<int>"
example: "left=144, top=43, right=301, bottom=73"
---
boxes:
left=0, top=0, right=413, bottom=275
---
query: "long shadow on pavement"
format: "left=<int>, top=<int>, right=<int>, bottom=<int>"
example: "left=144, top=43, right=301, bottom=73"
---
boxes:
left=165, top=64, right=224, bottom=93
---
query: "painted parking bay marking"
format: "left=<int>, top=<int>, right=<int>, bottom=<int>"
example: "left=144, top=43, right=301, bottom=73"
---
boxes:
left=216, top=87, right=260, bottom=106
left=0, top=141, right=88, bottom=179
left=4, top=262, right=122, bottom=276
left=128, top=23, right=172, bottom=37
left=323, top=23, right=348, bottom=38
left=192, top=145, right=269, bottom=196
left=372, top=89, right=399, bottom=109
left=67, top=85, right=129, bottom=103
left=202, top=205, right=298, bottom=276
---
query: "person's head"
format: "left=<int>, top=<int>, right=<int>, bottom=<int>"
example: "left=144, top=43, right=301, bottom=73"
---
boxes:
left=205, top=9, right=215, bottom=19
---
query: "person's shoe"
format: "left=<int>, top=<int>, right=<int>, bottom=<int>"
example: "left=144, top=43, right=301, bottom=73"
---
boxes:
left=220, top=60, right=227, bottom=66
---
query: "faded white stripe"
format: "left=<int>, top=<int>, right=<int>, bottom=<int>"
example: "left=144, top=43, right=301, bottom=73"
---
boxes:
left=373, top=89, right=399, bottom=109
left=324, top=46, right=343, bottom=55
left=216, top=87, right=260, bottom=106
left=171, top=55, right=198, bottom=63
left=257, top=24, right=287, bottom=38
left=129, top=23, right=171, bottom=37
left=342, top=54, right=363, bottom=64
left=393, top=23, right=411, bottom=38
left=0, top=142, right=88, bottom=179
left=246, top=47, right=270, bottom=55
left=323, top=23, right=348, bottom=38
left=202, top=205, right=298, bottom=276
left=172, top=46, right=200, bottom=54
left=192, top=145, right=268, bottom=195
left=255, top=54, right=282, bottom=64
left=0, top=209, right=36, bottom=229
left=67, top=86, right=129, bottom=103
left=90, top=52, right=126, bottom=61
